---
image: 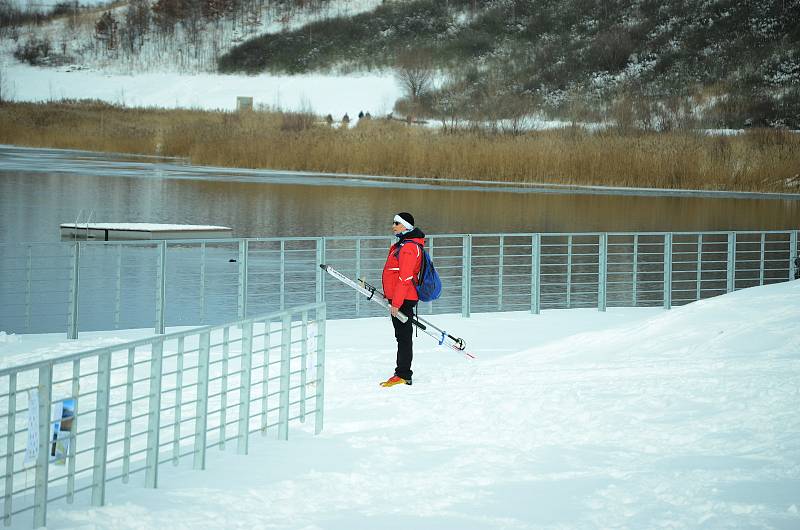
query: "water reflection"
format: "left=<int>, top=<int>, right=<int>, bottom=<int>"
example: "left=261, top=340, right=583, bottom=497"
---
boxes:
left=0, top=148, right=798, bottom=243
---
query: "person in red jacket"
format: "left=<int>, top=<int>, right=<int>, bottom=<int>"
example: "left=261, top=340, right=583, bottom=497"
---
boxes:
left=380, top=212, right=425, bottom=387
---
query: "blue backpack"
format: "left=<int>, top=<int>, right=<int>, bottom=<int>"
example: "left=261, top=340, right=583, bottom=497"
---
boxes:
left=395, top=240, right=442, bottom=302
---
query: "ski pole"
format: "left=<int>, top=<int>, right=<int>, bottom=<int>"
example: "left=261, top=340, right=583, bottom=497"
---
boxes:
left=357, top=277, right=473, bottom=357
left=357, top=278, right=469, bottom=351
left=319, top=264, right=409, bottom=322
left=320, top=264, right=475, bottom=358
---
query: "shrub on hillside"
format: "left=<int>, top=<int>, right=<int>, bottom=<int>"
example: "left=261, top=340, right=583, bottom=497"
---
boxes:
left=709, top=89, right=800, bottom=130
left=50, top=2, right=78, bottom=18
left=13, top=35, right=51, bottom=65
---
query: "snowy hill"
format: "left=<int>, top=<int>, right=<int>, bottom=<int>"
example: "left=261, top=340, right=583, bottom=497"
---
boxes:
left=3, top=0, right=798, bottom=127
left=0, top=0, right=382, bottom=73
left=0, top=0, right=395, bottom=115
left=219, top=0, right=800, bottom=128
left=5, top=279, right=798, bottom=529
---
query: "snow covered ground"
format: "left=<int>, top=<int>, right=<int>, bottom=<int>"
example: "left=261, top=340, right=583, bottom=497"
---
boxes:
left=1, top=279, right=798, bottom=529
left=0, top=61, right=401, bottom=116
left=0, top=0, right=396, bottom=116
left=0, top=0, right=384, bottom=72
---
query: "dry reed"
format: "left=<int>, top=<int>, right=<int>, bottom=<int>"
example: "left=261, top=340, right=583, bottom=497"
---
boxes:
left=1, top=100, right=798, bottom=193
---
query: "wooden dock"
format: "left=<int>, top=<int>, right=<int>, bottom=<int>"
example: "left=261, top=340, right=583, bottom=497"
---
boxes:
left=60, top=223, right=233, bottom=240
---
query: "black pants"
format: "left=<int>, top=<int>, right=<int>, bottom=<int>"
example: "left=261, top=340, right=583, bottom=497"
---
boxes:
left=392, top=300, right=417, bottom=380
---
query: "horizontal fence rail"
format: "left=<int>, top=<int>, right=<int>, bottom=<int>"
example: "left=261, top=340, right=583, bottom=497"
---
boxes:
left=0, top=230, right=797, bottom=336
left=0, top=302, right=326, bottom=529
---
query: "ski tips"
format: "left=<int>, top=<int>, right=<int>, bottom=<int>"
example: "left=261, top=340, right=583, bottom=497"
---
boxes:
left=319, top=264, right=328, bottom=270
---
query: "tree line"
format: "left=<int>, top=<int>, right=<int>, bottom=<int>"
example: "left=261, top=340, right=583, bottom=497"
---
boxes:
left=7, top=0, right=333, bottom=69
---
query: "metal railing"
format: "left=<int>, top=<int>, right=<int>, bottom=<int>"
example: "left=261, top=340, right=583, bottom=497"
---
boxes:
left=0, top=230, right=797, bottom=336
left=0, top=302, right=326, bottom=528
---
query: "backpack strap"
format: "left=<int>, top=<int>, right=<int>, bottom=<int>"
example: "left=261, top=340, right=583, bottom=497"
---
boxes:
left=392, top=240, right=426, bottom=285
left=392, top=239, right=423, bottom=258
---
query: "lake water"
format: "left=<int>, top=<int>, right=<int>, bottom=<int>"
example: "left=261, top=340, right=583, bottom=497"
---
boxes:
left=1, top=145, right=798, bottom=243
left=0, top=145, right=798, bottom=335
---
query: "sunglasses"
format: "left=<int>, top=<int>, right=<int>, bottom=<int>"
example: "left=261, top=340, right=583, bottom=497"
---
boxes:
left=393, top=221, right=401, bottom=225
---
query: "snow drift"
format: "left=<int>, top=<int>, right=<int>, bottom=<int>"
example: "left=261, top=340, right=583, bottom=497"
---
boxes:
left=4, top=280, right=799, bottom=529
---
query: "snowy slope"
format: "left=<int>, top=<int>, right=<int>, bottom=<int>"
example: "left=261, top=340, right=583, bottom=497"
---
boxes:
left=0, top=0, right=399, bottom=116
left=0, top=61, right=400, bottom=115
left=3, top=280, right=799, bottom=529
left=0, top=0, right=384, bottom=73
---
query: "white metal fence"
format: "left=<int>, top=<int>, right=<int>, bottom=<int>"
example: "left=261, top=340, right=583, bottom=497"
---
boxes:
left=0, top=302, right=326, bottom=529
left=0, top=230, right=797, bottom=336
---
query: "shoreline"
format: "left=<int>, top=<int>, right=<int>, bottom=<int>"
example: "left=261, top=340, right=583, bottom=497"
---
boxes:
left=3, top=143, right=800, bottom=201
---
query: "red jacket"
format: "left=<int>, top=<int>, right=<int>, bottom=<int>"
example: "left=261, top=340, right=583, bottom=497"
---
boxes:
left=382, top=229, right=425, bottom=308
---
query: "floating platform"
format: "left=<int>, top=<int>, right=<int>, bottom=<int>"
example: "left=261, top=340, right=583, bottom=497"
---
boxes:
left=60, top=223, right=233, bottom=241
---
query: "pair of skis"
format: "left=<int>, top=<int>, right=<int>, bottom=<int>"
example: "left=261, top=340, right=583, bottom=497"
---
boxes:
left=319, top=264, right=476, bottom=359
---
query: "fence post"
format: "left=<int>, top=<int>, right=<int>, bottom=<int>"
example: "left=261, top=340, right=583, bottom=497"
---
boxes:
left=3, top=374, right=16, bottom=526
left=726, top=232, right=736, bottom=293
left=632, top=234, right=639, bottom=305
left=261, top=320, right=271, bottom=436
left=316, top=238, right=326, bottom=304
left=123, top=347, right=135, bottom=481
left=219, top=327, right=230, bottom=449
left=566, top=235, right=573, bottom=309
left=759, top=232, right=766, bottom=286
left=427, top=237, right=435, bottom=314
left=300, top=311, right=309, bottom=423
left=193, top=332, right=210, bottom=470
left=531, top=234, right=541, bottom=314
left=145, top=339, right=164, bottom=487
left=237, top=321, right=254, bottom=455
left=200, top=242, right=207, bottom=323
left=172, top=338, right=184, bottom=465
left=66, top=359, right=81, bottom=503
left=92, top=351, right=112, bottom=505
left=67, top=241, right=81, bottom=339
left=238, top=239, right=249, bottom=319
left=355, top=240, right=362, bottom=316
left=696, top=234, right=703, bottom=301
left=663, top=233, right=673, bottom=310
left=33, top=364, right=53, bottom=528
left=280, top=240, right=286, bottom=311
left=278, top=314, right=291, bottom=441
left=791, top=231, right=798, bottom=281
left=25, top=246, right=32, bottom=332
left=598, top=233, right=607, bottom=312
left=462, top=235, right=472, bottom=318
left=314, top=305, right=326, bottom=435
left=498, top=236, right=505, bottom=310
left=114, top=244, right=122, bottom=329
left=155, top=240, right=167, bottom=335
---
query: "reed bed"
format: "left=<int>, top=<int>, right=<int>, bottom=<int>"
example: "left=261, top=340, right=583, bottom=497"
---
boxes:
left=1, top=100, right=798, bottom=192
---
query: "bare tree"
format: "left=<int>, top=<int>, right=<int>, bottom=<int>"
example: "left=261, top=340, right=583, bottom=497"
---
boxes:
left=0, top=65, right=9, bottom=103
left=124, top=0, right=150, bottom=52
left=394, top=50, right=434, bottom=104
left=497, top=92, right=534, bottom=135
left=244, top=0, right=262, bottom=34
left=95, top=11, right=119, bottom=50
left=152, top=0, right=182, bottom=35
left=181, top=0, right=204, bottom=51
left=429, top=77, right=466, bottom=131
left=66, top=0, right=79, bottom=32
